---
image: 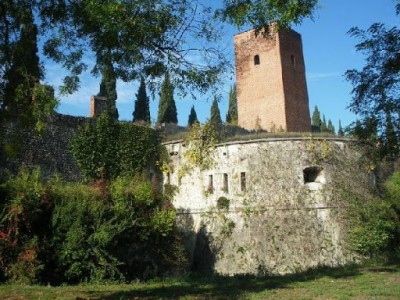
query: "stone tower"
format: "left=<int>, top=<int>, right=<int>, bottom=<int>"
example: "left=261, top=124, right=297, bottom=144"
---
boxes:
left=234, top=26, right=311, bottom=132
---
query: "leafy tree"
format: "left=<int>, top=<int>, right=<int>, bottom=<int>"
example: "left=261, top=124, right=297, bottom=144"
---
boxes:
left=188, top=105, right=199, bottom=127
left=210, top=97, right=222, bottom=126
left=133, top=77, right=151, bottom=124
left=311, top=105, right=321, bottom=128
left=217, top=0, right=318, bottom=32
left=345, top=4, right=400, bottom=158
left=97, top=57, right=119, bottom=120
left=157, top=72, right=177, bottom=124
left=226, top=84, right=238, bottom=124
left=0, top=0, right=318, bottom=131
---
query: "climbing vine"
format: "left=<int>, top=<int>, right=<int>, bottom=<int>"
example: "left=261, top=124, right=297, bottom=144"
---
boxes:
left=70, top=113, right=161, bottom=180
left=178, top=122, right=220, bottom=180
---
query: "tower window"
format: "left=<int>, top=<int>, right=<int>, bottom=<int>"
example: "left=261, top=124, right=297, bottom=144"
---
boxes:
left=208, top=175, right=214, bottom=194
left=223, top=173, right=229, bottom=193
left=254, top=55, right=260, bottom=65
left=291, top=54, right=296, bottom=67
left=240, top=172, right=246, bottom=192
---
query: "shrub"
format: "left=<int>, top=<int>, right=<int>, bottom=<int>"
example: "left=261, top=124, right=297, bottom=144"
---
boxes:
left=0, top=169, right=188, bottom=284
left=217, top=197, right=230, bottom=210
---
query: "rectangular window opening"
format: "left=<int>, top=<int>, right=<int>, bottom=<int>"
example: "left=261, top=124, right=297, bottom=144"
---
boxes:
left=223, top=173, right=229, bottom=193
left=240, top=172, right=246, bottom=192
left=208, top=175, right=214, bottom=194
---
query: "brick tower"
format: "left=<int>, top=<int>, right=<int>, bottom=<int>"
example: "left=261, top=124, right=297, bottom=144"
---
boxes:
left=234, top=26, right=311, bottom=132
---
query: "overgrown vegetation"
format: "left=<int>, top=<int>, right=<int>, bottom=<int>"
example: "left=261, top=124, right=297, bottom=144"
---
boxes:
left=0, top=168, right=187, bottom=285
left=70, top=113, right=160, bottom=180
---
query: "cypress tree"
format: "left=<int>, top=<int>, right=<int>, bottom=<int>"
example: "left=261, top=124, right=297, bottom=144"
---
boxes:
left=3, top=8, right=43, bottom=124
left=321, top=114, right=328, bottom=132
left=338, top=120, right=344, bottom=136
left=188, top=105, right=198, bottom=126
left=98, top=55, right=119, bottom=120
left=311, top=105, right=321, bottom=128
left=133, top=77, right=151, bottom=124
left=327, top=119, right=335, bottom=134
left=157, top=72, right=178, bottom=124
left=210, top=97, right=222, bottom=126
left=226, top=84, right=238, bottom=124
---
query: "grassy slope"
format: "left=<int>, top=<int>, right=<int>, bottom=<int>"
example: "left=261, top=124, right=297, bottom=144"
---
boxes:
left=0, top=259, right=399, bottom=299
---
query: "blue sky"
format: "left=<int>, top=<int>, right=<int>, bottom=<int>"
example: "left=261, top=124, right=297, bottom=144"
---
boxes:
left=47, top=0, right=399, bottom=130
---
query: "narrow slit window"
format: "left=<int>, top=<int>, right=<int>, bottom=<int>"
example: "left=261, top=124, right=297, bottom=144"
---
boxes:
left=254, top=55, right=260, bottom=65
left=223, top=173, right=229, bottom=193
left=167, top=172, right=171, bottom=184
left=208, top=175, right=214, bottom=194
left=240, top=172, right=246, bottom=192
left=291, top=54, right=296, bottom=67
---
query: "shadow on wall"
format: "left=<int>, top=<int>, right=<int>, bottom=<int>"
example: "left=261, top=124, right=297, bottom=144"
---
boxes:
left=176, top=210, right=216, bottom=274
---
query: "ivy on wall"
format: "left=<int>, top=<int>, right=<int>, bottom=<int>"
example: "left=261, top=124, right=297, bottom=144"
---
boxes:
left=70, top=113, right=161, bottom=180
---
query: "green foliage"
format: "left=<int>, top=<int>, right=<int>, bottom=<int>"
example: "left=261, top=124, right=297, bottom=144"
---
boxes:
left=97, top=57, right=119, bottom=120
left=347, top=170, right=400, bottom=257
left=188, top=105, right=199, bottom=127
left=71, top=113, right=160, bottom=180
left=226, top=84, right=238, bottom=124
left=346, top=5, right=400, bottom=159
left=338, top=120, right=344, bottom=136
left=210, top=97, right=222, bottom=126
left=70, top=113, right=119, bottom=180
left=179, top=122, right=220, bottom=179
left=217, top=197, right=230, bottom=210
left=0, top=169, right=187, bottom=284
left=157, top=72, right=177, bottom=124
left=0, top=168, right=50, bottom=284
left=216, top=0, right=318, bottom=32
left=311, top=106, right=321, bottom=128
left=133, top=77, right=151, bottom=124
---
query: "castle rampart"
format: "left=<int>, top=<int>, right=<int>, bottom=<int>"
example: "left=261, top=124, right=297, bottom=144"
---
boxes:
left=164, top=137, right=371, bottom=275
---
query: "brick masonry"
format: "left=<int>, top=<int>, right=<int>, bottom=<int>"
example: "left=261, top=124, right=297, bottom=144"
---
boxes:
left=234, top=26, right=311, bottom=132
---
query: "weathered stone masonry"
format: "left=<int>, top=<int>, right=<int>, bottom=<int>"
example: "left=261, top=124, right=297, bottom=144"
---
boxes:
left=164, top=138, right=371, bottom=275
left=0, top=113, right=87, bottom=181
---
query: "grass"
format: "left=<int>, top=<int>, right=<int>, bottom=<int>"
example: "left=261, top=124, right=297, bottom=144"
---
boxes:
left=1, top=258, right=399, bottom=299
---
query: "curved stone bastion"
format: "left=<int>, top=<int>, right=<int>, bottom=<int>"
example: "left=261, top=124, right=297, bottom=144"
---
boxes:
left=163, top=137, right=373, bottom=275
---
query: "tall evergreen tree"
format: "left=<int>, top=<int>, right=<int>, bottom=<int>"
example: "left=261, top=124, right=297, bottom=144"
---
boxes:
left=210, top=97, right=222, bottom=126
left=2, top=8, right=43, bottom=124
left=133, top=77, right=151, bottom=124
left=321, top=114, right=328, bottom=132
left=327, top=119, right=335, bottom=134
left=157, top=72, right=177, bottom=124
left=226, top=84, right=238, bottom=124
left=338, top=120, right=344, bottom=136
left=188, top=105, right=198, bottom=126
left=98, top=55, right=119, bottom=120
left=311, top=105, right=321, bottom=128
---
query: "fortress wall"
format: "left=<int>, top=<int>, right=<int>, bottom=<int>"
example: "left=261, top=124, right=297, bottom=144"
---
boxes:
left=165, top=138, right=372, bottom=275
left=0, top=113, right=87, bottom=181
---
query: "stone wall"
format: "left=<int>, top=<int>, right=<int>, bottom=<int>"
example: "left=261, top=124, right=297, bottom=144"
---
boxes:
left=164, top=138, right=372, bottom=275
left=0, top=113, right=87, bottom=181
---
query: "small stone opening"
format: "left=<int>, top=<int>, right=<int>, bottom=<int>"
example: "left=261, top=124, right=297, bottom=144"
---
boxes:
left=291, top=54, right=296, bottom=67
left=223, top=173, right=229, bottom=193
left=303, top=166, right=323, bottom=184
left=208, top=175, right=214, bottom=194
left=254, top=55, right=260, bottom=65
left=240, top=172, right=246, bottom=192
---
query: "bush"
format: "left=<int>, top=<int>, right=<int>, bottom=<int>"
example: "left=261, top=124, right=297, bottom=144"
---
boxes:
left=0, top=169, right=188, bottom=284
